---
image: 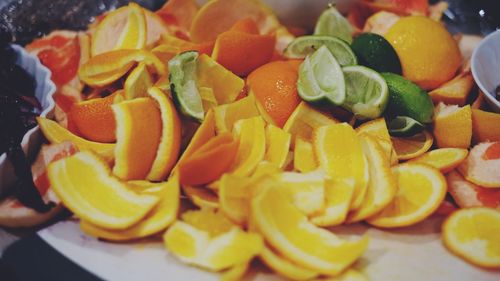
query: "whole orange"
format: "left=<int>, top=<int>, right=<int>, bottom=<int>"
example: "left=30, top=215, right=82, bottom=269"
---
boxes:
left=247, top=60, right=302, bottom=127
left=384, top=16, right=462, bottom=90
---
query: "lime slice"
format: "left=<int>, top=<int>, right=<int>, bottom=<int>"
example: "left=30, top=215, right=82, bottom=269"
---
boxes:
left=387, top=116, right=425, bottom=137
left=284, top=35, right=357, bottom=66
left=381, top=73, right=434, bottom=124
left=168, top=51, right=204, bottom=122
left=314, top=6, right=353, bottom=44
left=297, top=45, right=346, bottom=105
left=351, top=33, right=402, bottom=74
left=342, top=65, right=389, bottom=120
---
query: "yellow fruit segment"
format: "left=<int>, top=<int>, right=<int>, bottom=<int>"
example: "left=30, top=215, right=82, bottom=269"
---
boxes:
left=229, top=117, right=266, bottom=176
left=433, top=103, right=472, bottom=149
left=280, top=171, right=325, bottom=217
left=293, top=138, right=318, bottom=173
left=442, top=207, right=500, bottom=269
left=164, top=222, right=263, bottom=271
left=214, top=95, right=260, bottom=134
left=346, top=135, right=397, bottom=223
left=197, top=54, right=244, bottom=105
left=37, top=117, right=115, bottom=162
left=314, top=123, right=369, bottom=210
left=91, top=3, right=147, bottom=56
left=284, top=102, right=338, bottom=146
left=220, top=262, right=249, bottom=281
left=310, top=178, right=355, bottom=227
left=356, top=118, right=397, bottom=165
left=264, top=125, right=291, bottom=169
left=472, top=109, right=500, bottom=142
left=260, top=246, right=319, bottom=281
left=391, top=130, right=433, bottom=161
left=124, top=62, right=153, bottom=99
left=181, top=209, right=235, bottom=237
left=48, top=151, right=159, bottom=230
left=79, top=49, right=166, bottom=87
left=199, top=87, right=218, bottom=112
left=219, top=174, right=254, bottom=225
left=251, top=179, right=369, bottom=275
left=182, top=185, right=220, bottom=209
left=80, top=176, right=179, bottom=240
left=409, top=148, right=468, bottom=173
left=112, top=97, right=162, bottom=180
left=147, top=87, right=182, bottom=181
left=367, top=163, right=447, bottom=228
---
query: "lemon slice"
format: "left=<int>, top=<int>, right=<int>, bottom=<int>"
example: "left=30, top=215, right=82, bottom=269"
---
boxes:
left=367, top=163, right=447, bottom=228
left=356, top=118, right=397, bottom=165
left=80, top=176, right=179, bottom=241
left=346, top=135, right=397, bottom=223
left=409, top=148, right=468, bottom=173
left=219, top=173, right=254, bottom=225
left=182, top=185, right=219, bottom=209
left=264, top=124, right=291, bottom=169
left=48, top=152, right=159, bottom=230
left=260, top=246, right=319, bottom=281
left=229, top=116, right=266, bottom=176
left=181, top=209, right=235, bottom=237
left=314, top=123, right=369, bottom=210
left=442, top=207, right=500, bottom=269
left=280, top=171, right=325, bottom=217
left=251, top=179, right=369, bottom=275
left=37, top=117, right=115, bottom=162
left=163, top=222, right=263, bottom=271
left=220, top=263, right=249, bottom=281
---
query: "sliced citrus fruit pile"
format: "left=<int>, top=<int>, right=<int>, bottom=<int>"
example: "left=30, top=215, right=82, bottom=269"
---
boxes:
left=30, top=0, right=500, bottom=279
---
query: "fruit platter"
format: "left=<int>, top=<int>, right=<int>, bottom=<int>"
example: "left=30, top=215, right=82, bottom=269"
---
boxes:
left=0, top=0, right=499, bottom=280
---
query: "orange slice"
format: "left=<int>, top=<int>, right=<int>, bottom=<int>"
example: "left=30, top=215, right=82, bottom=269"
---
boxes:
left=409, top=148, right=468, bottom=173
left=311, top=178, right=355, bottom=227
left=260, top=246, right=319, bottom=281
left=346, top=135, right=397, bottom=223
left=251, top=179, right=369, bottom=275
left=181, top=209, right=235, bottom=237
left=313, top=123, right=369, bottom=210
left=146, top=87, right=182, bottom=181
left=219, top=173, right=255, bottom=225
left=112, top=97, right=162, bottom=180
left=356, top=118, right=398, bottom=165
left=80, top=176, right=179, bottom=241
left=433, top=103, right=472, bottom=149
left=429, top=73, right=474, bottom=106
left=220, top=262, right=249, bottom=281
left=182, top=185, right=219, bottom=209
left=79, top=49, right=166, bottom=87
left=163, top=222, right=263, bottom=271
left=229, top=116, right=266, bottom=176
left=47, top=151, right=158, bottom=230
left=91, top=3, right=147, bottom=56
left=293, top=138, right=318, bottom=173
left=213, top=94, right=260, bottom=134
left=442, top=207, right=500, bottom=269
left=197, top=54, right=244, bottom=105
left=264, top=124, right=291, bottom=169
left=283, top=102, right=338, bottom=147
left=391, top=130, right=433, bottom=161
left=37, top=117, right=115, bottom=162
left=280, top=171, right=325, bottom=217
left=124, top=62, right=153, bottom=100
left=472, top=109, right=500, bottom=143
left=367, top=163, right=447, bottom=228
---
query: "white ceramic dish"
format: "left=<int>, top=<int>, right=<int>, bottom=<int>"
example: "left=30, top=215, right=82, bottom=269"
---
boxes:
left=471, top=29, right=500, bottom=113
left=0, top=44, right=56, bottom=195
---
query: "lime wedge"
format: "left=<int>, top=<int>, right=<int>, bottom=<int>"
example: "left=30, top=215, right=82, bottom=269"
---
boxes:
left=284, top=35, right=357, bottom=66
left=168, top=51, right=204, bottom=122
left=314, top=6, right=353, bottom=44
left=342, top=65, right=388, bottom=119
left=297, top=45, right=346, bottom=105
left=387, top=116, right=425, bottom=137
left=381, top=73, right=434, bottom=124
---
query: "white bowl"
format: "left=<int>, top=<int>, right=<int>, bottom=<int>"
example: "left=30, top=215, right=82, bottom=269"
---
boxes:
left=471, top=30, right=500, bottom=113
left=0, top=44, right=56, bottom=195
